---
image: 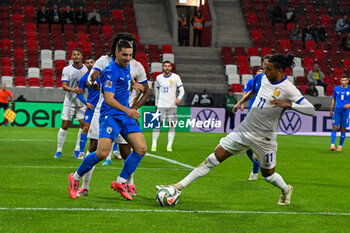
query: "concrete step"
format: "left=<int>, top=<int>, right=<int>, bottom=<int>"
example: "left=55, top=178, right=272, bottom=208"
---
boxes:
left=176, top=64, right=224, bottom=74
left=175, top=56, right=222, bottom=65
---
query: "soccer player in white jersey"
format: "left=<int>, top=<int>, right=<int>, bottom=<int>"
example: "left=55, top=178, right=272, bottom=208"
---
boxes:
left=54, top=49, right=88, bottom=158
left=151, top=61, right=185, bottom=152
left=157, top=54, right=315, bottom=205
left=76, top=33, right=148, bottom=197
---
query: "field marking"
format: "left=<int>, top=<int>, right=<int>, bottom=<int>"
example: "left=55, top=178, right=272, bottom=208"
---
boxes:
left=146, top=152, right=195, bottom=169
left=0, top=207, right=349, bottom=216
left=0, top=139, right=57, bottom=142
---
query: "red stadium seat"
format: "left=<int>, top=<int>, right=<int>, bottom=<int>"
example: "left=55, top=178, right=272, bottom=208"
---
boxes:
left=247, top=47, right=259, bottom=56
left=343, top=59, right=350, bottom=69
left=296, top=77, right=307, bottom=86
left=28, top=77, right=41, bottom=88
left=221, top=47, right=232, bottom=57
left=239, top=65, right=251, bottom=75
left=152, top=72, right=162, bottom=81
left=80, top=42, right=93, bottom=57
left=223, top=55, right=235, bottom=65
left=112, top=9, right=123, bottom=20
left=286, top=23, right=295, bottom=33
left=305, top=41, right=317, bottom=50
left=231, top=84, right=243, bottom=93
left=1, top=57, right=12, bottom=67
left=261, top=48, right=272, bottom=57
left=14, top=76, right=26, bottom=87
left=279, top=40, right=291, bottom=50
left=161, top=45, right=172, bottom=54
left=0, top=39, right=11, bottom=57
left=236, top=56, right=249, bottom=66
left=326, top=85, right=334, bottom=96
left=14, top=61, right=25, bottom=76
left=12, top=14, right=23, bottom=25
left=299, top=85, right=308, bottom=94
left=24, top=6, right=36, bottom=22
left=251, top=30, right=263, bottom=41
left=320, top=16, right=332, bottom=26
left=317, top=41, right=329, bottom=50
left=234, top=47, right=246, bottom=56
left=333, top=68, right=344, bottom=78
left=1, top=67, right=12, bottom=76
left=246, top=13, right=258, bottom=24
left=314, top=50, right=325, bottom=60
left=78, top=33, right=89, bottom=44
left=324, top=77, right=335, bottom=86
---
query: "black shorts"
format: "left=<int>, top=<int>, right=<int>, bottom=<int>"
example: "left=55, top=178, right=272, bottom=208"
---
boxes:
left=0, top=102, right=9, bottom=110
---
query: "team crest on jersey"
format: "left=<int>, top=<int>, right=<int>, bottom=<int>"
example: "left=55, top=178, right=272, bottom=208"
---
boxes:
left=169, top=80, right=174, bottom=85
left=105, top=80, right=112, bottom=88
left=107, top=127, right=112, bottom=134
left=347, top=92, right=350, bottom=95
left=273, top=88, right=281, bottom=97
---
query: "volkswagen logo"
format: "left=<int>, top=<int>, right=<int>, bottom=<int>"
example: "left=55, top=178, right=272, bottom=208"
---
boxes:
left=196, top=109, right=219, bottom=132
left=279, top=111, right=302, bottom=134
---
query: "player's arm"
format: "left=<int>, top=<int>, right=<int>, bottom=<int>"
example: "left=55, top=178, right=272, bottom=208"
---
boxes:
left=86, top=69, right=101, bottom=89
left=104, top=91, right=140, bottom=120
left=154, top=80, right=160, bottom=110
left=175, top=85, right=185, bottom=105
left=233, top=90, right=254, bottom=113
left=131, top=79, right=145, bottom=93
left=131, top=82, right=149, bottom=109
left=240, top=91, right=248, bottom=111
left=330, top=98, right=335, bottom=117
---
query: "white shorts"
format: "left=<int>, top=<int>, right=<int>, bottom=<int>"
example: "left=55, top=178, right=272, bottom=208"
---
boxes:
left=219, top=131, right=277, bottom=169
left=87, top=111, right=127, bottom=145
left=61, top=105, right=86, bottom=121
left=159, top=107, right=177, bottom=122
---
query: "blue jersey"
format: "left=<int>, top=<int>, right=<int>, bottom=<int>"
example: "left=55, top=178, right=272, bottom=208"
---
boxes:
left=100, top=59, right=132, bottom=118
left=77, top=72, right=100, bottom=106
left=333, top=85, right=350, bottom=109
left=244, top=73, right=264, bottom=110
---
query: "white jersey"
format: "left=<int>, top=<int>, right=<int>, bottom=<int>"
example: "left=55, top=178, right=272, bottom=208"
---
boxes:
left=129, top=59, right=147, bottom=106
left=155, top=72, right=183, bottom=108
left=238, top=76, right=304, bottom=139
left=61, top=64, right=88, bottom=107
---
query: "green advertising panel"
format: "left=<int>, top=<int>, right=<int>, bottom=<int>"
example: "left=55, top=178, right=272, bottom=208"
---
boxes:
left=138, top=106, right=191, bottom=132
left=0, top=102, right=80, bottom=128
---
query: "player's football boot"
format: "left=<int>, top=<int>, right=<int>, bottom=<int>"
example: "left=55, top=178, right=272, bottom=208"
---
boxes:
left=113, top=151, right=122, bottom=160
left=54, top=152, right=62, bottom=158
left=127, top=184, right=137, bottom=196
left=68, top=173, right=80, bottom=199
left=248, top=172, right=259, bottom=181
left=73, top=150, right=80, bottom=158
left=151, top=145, right=157, bottom=152
left=77, top=152, right=84, bottom=160
left=278, top=185, right=293, bottom=205
left=330, top=144, right=335, bottom=151
left=337, top=146, right=342, bottom=152
left=166, top=145, right=173, bottom=152
left=77, top=188, right=88, bottom=197
left=155, top=184, right=182, bottom=195
left=111, top=181, right=133, bottom=200
left=102, top=159, right=112, bottom=165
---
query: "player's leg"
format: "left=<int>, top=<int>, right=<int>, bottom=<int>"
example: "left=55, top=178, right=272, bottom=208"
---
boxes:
left=73, top=106, right=86, bottom=158
left=79, top=109, right=94, bottom=159
left=246, top=149, right=260, bottom=180
left=337, top=111, right=349, bottom=151
left=167, top=108, right=177, bottom=152
left=118, top=143, right=137, bottom=195
left=152, top=127, right=160, bottom=152
left=55, top=105, right=73, bottom=158
left=330, top=111, right=340, bottom=151
left=113, top=142, right=121, bottom=159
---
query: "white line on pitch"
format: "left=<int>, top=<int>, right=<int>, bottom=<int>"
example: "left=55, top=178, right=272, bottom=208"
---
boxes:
left=0, top=207, right=349, bottom=216
left=146, top=153, right=194, bottom=169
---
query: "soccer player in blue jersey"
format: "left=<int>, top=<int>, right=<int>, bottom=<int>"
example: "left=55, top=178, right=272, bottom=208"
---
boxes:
left=330, top=74, right=350, bottom=151
left=75, top=57, right=100, bottom=159
left=68, top=40, right=147, bottom=200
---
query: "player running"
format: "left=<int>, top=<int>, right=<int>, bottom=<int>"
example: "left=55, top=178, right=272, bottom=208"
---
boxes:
left=330, top=74, right=350, bottom=152
left=54, top=49, right=88, bottom=158
left=151, top=61, right=185, bottom=152
left=157, top=54, right=315, bottom=205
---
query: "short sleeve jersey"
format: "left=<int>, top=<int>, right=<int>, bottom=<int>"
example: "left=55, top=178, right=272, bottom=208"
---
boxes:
left=129, top=59, right=148, bottom=106
left=100, top=60, right=132, bottom=118
left=0, top=89, right=12, bottom=104
left=333, top=85, right=350, bottom=109
left=78, top=72, right=100, bottom=106
left=61, top=64, right=88, bottom=107
left=244, top=72, right=265, bottom=110
left=155, top=72, right=183, bottom=108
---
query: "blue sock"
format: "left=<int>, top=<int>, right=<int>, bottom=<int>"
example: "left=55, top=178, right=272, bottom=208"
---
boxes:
left=331, top=130, right=337, bottom=145
left=113, top=142, right=118, bottom=152
left=339, top=132, right=346, bottom=146
left=246, top=149, right=254, bottom=162
left=119, top=151, right=143, bottom=180
left=80, top=133, right=87, bottom=153
left=77, top=152, right=100, bottom=177
left=252, top=160, right=260, bottom=174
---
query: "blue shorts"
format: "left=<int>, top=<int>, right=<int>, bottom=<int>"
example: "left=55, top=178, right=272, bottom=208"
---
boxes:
left=83, top=108, right=95, bottom=123
left=99, top=114, right=142, bottom=141
left=332, top=108, right=350, bottom=128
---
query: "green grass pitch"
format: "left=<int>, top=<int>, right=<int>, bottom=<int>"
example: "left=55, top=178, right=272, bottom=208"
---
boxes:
left=0, top=127, right=349, bottom=232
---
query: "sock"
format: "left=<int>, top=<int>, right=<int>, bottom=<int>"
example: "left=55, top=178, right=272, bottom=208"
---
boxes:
left=56, top=128, right=67, bottom=152
left=122, top=159, right=134, bottom=185
left=339, top=132, right=346, bottom=146
left=106, top=142, right=113, bottom=160
left=246, top=149, right=254, bottom=162
left=167, top=127, right=175, bottom=147
left=5, top=119, right=8, bottom=125
left=82, top=166, right=95, bottom=190
left=264, top=172, right=287, bottom=192
left=178, top=153, right=220, bottom=189
left=118, top=151, right=143, bottom=182
left=113, top=142, right=119, bottom=152
left=77, top=152, right=100, bottom=177
left=73, top=171, right=81, bottom=181
left=152, top=128, right=160, bottom=147
left=252, top=159, right=260, bottom=174
left=331, top=130, right=337, bottom=145
left=79, top=133, right=88, bottom=153
left=74, top=128, right=83, bottom=151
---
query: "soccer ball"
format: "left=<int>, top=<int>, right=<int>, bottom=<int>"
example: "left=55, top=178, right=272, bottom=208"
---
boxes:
left=156, top=186, right=180, bottom=207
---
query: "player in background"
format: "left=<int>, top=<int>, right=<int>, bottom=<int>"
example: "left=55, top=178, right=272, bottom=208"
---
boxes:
left=330, top=74, right=350, bottom=151
left=151, top=61, right=185, bottom=152
left=74, top=57, right=100, bottom=159
left=54, top=49, right=88, bottom=158
left=0, top=84, right=13, bottom=126
left=68, top=40, right=147, bottom=201
left=240, top=56, right=270, bottom=180
left=157, top=54, right=315, bottom=205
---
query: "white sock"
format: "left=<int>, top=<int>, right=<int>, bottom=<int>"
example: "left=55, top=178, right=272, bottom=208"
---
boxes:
left=74, top=128, right=83, bottom=151
left=106, top=142, right=113, bottom=160
left=167, top=127, right=175, bottom=147
left=264, top=172, right=288, bottom=192
left=116, top=176, right=127, bottom=184
left=152, top=128, right=160, bottom=147
left=56, top=128, right=67, bottom=152
left=82, top=166, right=95, bottom=190
left=178, top=153, right=220, bottom=189
left=121, top=159, right=134, bottom=185
left=73, top=171, right=81, bottom=181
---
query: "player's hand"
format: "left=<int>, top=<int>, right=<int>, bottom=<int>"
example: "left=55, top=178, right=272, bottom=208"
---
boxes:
left=9, top=103, right=13, bottom=108
left=74, top=88, right=83, bottom=94
left=330, top=110, right=333, bottom=118
left=126, top=109, right=140, bottom=120
left=132, top=82, right=145, bottom=93
left=175, top=98, right=181, bottom=105
left=87, top=77, right=100, bottom=90
left=270, top=99, right=292, bottom=108
left=86, top=102, right=94, bottom=110
left=232, top=103, right=240, bottom=113
left=344, top=104, right=350, bottom=109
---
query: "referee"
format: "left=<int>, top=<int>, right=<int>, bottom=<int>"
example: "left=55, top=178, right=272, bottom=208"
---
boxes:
left=0, top=84, right=13, bottom=126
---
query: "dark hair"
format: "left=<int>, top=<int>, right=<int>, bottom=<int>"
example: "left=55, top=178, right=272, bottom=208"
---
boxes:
left=341, top=74, right=348, bottom=79
left=268, top=53, right=295, bottom=71
left=85, top=56, right=94, bottom=60
left=72, top=48, right=82, bottom=55
left=162, top=60, right=172, bottom=66
left=116, top=40, right=133, bottom=52
left=263, top=54, right=271, bottom=60
left=257, top=67, right=264, bottom=70
left=108, top=33, right=137, bottom=58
